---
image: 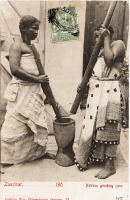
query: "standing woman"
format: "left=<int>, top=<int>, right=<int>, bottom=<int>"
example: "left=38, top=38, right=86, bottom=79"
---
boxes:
left=1, top=15, right=53, bottom=165
left=75, top=25, right=127, bottom=179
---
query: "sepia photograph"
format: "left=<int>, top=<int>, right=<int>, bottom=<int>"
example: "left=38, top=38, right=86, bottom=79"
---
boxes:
left=0, top=0, right=129, bottom=199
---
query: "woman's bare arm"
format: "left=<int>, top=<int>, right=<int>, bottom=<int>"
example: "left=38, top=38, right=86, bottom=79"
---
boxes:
left=103, top=37, right=126, bottom=66
left=9, top=42, right=49, bottom=83
left=99, top=27, right=126, bottom=66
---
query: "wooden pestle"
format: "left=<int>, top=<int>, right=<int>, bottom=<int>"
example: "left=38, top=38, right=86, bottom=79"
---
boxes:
left=30, top=44, right=63, bottom=122
left=70, top=1, right=118, bottom=114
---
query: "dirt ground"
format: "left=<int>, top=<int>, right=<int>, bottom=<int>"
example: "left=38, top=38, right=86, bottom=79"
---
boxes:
left=1, top=104, right=129, bottom=182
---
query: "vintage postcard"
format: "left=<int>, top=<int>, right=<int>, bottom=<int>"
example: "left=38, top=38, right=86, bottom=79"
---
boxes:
left=0, top=0, right=129, bottom=200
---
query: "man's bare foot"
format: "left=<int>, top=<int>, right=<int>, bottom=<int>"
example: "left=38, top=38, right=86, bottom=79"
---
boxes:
left=94, top=159, right=116, bottom=179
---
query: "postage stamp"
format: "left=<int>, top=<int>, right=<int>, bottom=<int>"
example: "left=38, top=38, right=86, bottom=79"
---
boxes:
left=48, top=6, right=80, bottom=42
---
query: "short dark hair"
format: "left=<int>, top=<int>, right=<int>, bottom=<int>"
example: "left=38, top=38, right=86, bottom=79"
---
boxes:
left=19, top=15, right=40, bottom=34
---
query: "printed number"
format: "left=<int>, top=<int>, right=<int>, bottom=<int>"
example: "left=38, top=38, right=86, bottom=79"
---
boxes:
left=56, top=182, right=63, bottom=187
left=116, top=197, right=123, bottom=200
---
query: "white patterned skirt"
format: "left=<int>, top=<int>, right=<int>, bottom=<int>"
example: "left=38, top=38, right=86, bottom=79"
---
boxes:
left=1, top=81, right=49, bottom=164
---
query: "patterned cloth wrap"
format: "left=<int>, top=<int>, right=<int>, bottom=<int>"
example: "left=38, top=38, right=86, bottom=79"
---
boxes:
left=1, top=54, right=49, bottom=164
left=75, top=56, right=127, bottom=171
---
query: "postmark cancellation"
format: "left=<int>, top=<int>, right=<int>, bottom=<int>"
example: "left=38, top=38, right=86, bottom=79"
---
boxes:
left=48, top=6, right=80, bottom=42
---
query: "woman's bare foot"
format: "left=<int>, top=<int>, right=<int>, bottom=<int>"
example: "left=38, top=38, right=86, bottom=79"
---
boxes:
left=37, top=152, right=56, bottom=161
left=44, top=152, right=56, bottom=160
left=94, top=159, right=116, bottom=179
